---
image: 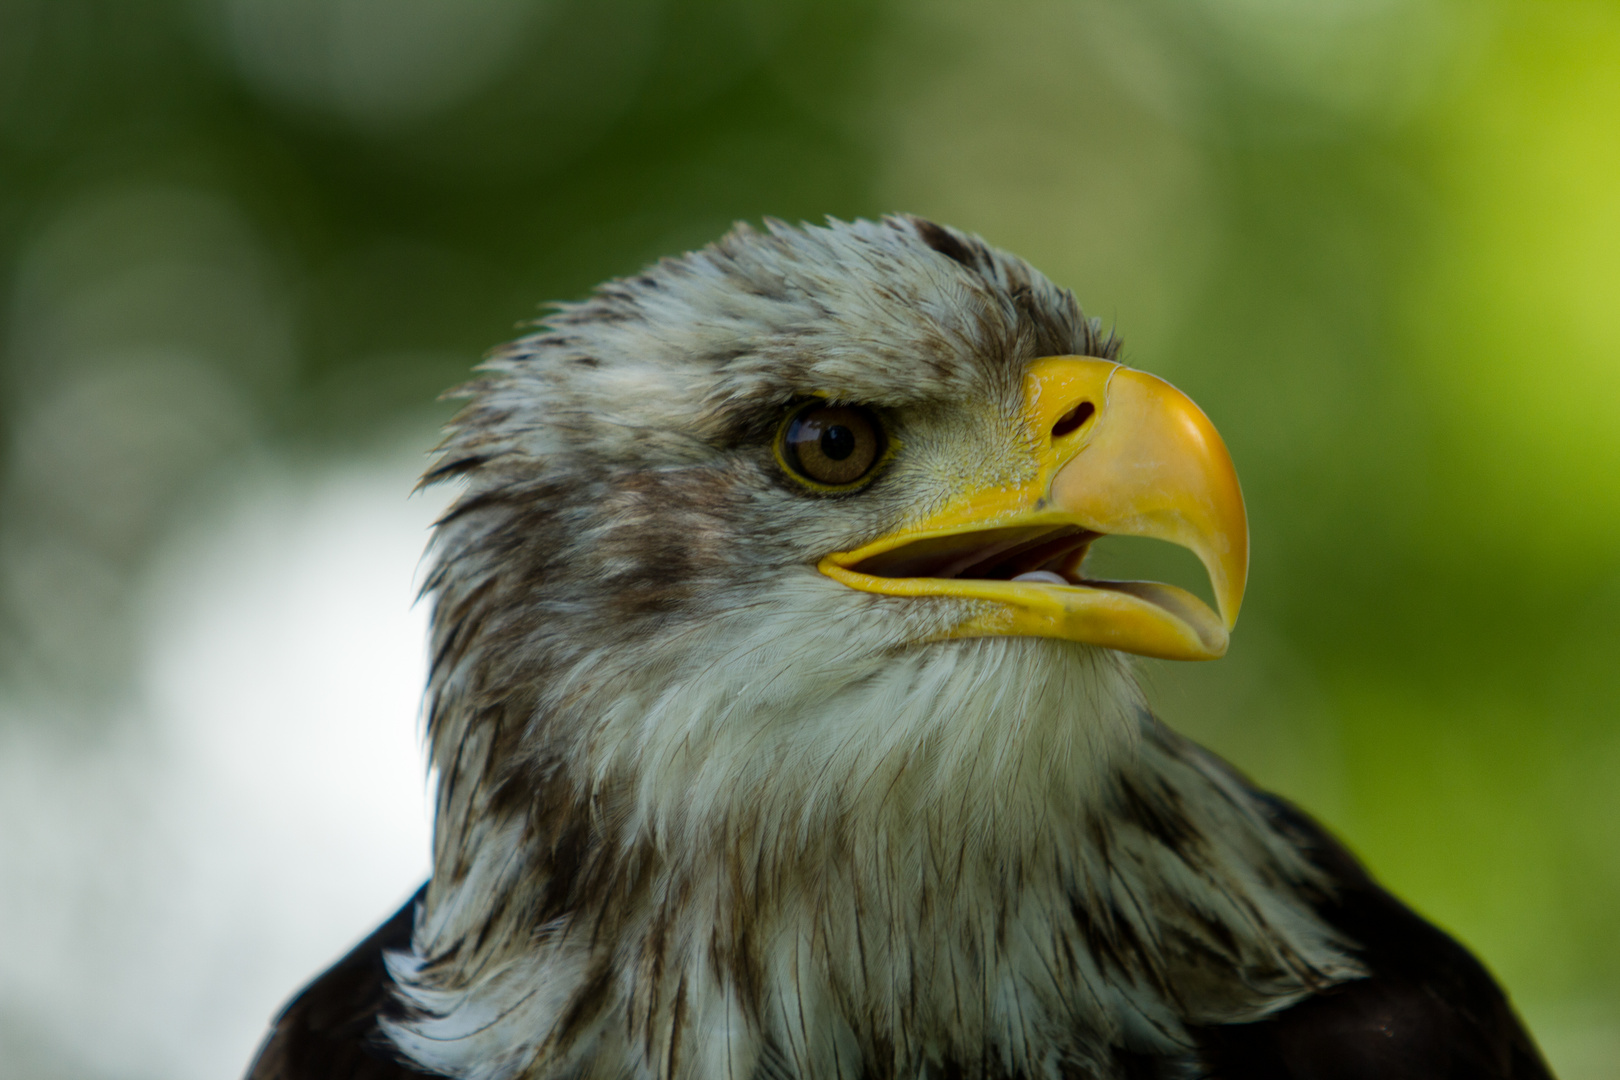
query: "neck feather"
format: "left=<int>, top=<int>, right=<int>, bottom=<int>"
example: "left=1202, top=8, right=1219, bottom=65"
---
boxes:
left=386, top=639, right=1358, bottom=1080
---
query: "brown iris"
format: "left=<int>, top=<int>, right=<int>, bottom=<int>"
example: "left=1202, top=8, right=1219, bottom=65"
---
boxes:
left=780, top=402, right=885, bottom=488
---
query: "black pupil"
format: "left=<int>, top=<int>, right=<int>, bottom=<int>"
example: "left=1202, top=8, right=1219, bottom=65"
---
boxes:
left=820, top=424, right=856, bottom=461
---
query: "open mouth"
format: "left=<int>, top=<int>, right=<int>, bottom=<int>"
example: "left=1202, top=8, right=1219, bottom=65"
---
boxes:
left=846, top=524, right=1099, bottom=585
left=823, top=520, right=1234, bottom=661
left=842, top=524, right=1217, bottom=622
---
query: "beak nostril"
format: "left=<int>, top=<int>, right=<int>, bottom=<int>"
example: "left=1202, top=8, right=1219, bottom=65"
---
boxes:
left=1051, top=401, right=1094, bottom=439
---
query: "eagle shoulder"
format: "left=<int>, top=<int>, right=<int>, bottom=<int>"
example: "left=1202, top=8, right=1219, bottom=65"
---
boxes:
left=1195, top=793, right=1554, bottom=1079
left=244, top=885, right=438, bottom=1080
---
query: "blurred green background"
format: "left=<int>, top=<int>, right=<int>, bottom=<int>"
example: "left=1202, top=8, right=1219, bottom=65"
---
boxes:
left=1, top=0, right=1616, bottom=1076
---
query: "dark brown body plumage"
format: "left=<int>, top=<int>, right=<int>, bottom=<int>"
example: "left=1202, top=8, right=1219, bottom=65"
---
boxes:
left=248, top=888, right=423, bottom=1080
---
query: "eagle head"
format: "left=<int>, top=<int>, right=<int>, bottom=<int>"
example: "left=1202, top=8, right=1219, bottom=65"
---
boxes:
left=388, top=216, right=1352, bottom=1079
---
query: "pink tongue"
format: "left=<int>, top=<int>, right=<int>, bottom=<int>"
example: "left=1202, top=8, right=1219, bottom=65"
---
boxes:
left=1011, top=570, right=1068, bottom=586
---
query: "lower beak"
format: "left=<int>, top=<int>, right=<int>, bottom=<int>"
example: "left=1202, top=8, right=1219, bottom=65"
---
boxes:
left=818, top=357, right=1248, bottom=662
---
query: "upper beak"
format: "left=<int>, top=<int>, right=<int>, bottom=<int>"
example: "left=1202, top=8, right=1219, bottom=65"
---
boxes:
left=818, top=357, right=1249, bottom=661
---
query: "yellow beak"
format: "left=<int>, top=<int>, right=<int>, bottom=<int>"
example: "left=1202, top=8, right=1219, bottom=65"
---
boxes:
left=818, top=357, right=1249, bottom=661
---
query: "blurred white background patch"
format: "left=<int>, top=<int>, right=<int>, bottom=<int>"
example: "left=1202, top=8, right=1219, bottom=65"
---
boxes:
left=0, top=452, right=439, bottom=1079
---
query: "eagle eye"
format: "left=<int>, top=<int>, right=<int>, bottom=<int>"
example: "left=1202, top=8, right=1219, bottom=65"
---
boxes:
left=778, top=402, right=886, bottom=490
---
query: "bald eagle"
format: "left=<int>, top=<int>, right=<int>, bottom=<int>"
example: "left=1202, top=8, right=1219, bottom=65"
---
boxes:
left=246, top=217, right=1552, bottom=1079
